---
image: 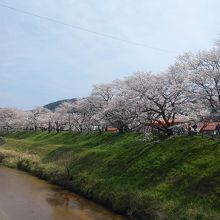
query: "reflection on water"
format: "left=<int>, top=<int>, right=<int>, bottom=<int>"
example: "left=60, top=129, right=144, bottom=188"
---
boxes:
left=0, top=166, right=127, bottom=220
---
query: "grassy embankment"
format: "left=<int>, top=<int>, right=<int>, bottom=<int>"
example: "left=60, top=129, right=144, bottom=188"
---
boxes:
left=0, top=132, right=220, bottom=219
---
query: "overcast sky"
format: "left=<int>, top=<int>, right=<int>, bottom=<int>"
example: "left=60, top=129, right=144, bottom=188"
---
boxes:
left=0, top=0, right=219, bottom=109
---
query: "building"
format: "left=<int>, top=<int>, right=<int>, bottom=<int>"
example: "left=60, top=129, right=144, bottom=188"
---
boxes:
left=197, top=121, right=220, bottom=135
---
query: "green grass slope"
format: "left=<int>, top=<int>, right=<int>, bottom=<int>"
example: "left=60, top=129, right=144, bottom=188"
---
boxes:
left=0, top=132, right=220, bottom=219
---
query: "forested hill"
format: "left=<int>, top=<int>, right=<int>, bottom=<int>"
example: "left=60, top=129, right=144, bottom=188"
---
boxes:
left=44, top=98, right=77, bottom=111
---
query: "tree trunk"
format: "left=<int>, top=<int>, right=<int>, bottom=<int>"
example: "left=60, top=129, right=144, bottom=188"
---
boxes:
left=55, top=121, right=60, bottom=133
left=48, top=120, right=51, bottom=133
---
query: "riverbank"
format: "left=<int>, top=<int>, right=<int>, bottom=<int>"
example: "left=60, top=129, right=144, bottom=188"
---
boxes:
left=0, top=132, right=220, bottom=219
left=0, top=166, right=126, bottom=220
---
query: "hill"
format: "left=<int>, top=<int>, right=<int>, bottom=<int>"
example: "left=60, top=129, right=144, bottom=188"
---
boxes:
left=44, top=98, right=77, bottom=111
left=0, top=132, right=220, bottom=219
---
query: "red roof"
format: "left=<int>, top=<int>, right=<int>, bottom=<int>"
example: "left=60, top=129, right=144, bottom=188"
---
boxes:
left=106, top=127, right=118, bottom=132
left=197, top=122, right=220, bottom=131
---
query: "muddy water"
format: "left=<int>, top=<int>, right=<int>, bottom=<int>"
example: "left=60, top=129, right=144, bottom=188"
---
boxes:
left=0, top=166, right=127, bottom=220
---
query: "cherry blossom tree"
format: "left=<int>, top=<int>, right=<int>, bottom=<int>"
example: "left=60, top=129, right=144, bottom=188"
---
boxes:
left=124, top=70, right=189, bottom=135
left=176, top=49, right=220, bottom=120
left=0, top=108, right=30, bottom=132
left=29, top=107, right=52, bottom=131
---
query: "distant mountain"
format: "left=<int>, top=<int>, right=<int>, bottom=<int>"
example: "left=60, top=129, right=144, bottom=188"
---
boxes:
left=44, top=98, right=77, bottom=111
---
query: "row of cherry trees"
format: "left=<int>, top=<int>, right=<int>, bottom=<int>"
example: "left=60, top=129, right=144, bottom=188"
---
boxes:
left=0, top=43, right=219, bottom=134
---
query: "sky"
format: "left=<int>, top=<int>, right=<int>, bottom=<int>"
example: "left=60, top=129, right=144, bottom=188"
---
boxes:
left=0, top=0, right=220, bottom=110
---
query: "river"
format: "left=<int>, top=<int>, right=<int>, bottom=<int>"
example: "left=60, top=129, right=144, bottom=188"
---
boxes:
left=0, top=166, right=127, bottom=220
